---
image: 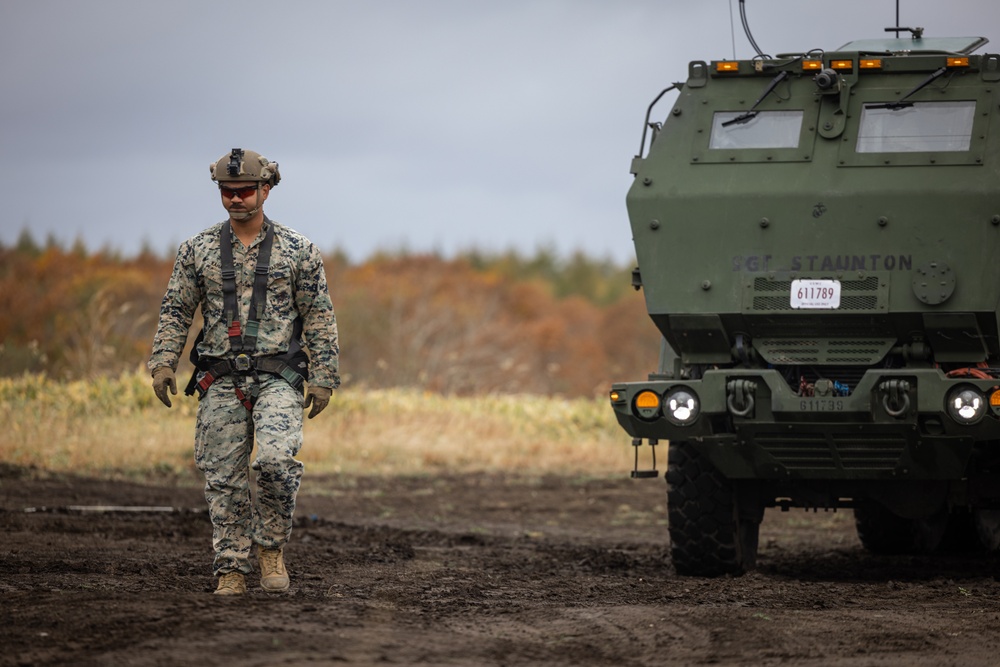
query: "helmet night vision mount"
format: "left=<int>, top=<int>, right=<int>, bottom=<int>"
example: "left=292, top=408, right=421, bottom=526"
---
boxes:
left=210, top=148, right=280, bottom=187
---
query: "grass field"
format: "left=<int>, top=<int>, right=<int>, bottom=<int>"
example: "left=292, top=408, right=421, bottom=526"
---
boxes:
left=0, top=371, right=637, bottom=480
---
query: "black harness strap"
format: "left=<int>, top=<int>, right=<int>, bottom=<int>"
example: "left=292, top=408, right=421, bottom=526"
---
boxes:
left=220, top=220, right=274, bottom=359
left=183, top=220, right=308, bottom=405
left=192, top=351, right=305, bottom=399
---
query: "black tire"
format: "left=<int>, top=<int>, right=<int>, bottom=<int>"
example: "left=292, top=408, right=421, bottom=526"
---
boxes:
left=936, top=509, right=983, bottom=554
left=974, top=509, right=1000, bottom=552
left=665, top=441, right=760, bottom=577
left=855, top=499, right=980, bottom=554
left=854, top=499, right=919, bottom=554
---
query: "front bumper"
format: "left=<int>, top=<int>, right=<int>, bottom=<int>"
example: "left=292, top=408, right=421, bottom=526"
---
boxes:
left=610, top=368, right=1000, bottom=481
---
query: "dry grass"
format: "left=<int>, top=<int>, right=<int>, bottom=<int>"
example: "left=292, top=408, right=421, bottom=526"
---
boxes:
left=0, top=372, right=636, bottom=480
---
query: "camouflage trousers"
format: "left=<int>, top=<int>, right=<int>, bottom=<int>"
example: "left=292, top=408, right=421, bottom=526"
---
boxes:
left=194, top=373, right=304, bottom=576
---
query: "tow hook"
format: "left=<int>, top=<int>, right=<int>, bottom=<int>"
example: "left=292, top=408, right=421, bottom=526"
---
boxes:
left=879, top=379, right=912, bottom=418
left=727, top=379, right=756, bottom=418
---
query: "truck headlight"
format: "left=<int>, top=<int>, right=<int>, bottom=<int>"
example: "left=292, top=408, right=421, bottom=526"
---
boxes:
left=947, top=386, right=987, bottom=425
left=664, top=387, right=700, bottom=426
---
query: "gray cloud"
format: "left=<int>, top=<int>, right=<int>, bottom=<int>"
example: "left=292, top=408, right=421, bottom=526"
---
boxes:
left=2, top=0, right=996, bottom=262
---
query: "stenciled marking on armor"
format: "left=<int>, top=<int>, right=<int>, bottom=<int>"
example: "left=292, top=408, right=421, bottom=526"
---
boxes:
left=732, top=254, right=912, bottom=273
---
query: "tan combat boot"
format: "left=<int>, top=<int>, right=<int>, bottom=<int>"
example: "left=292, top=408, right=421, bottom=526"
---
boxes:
left=214, top=571, right=247, bottom=596
left=258, top=547, right=290, bottom=592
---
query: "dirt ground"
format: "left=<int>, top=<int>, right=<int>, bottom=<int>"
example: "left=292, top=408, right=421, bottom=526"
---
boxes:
left=3, top=464, right=1000, bottom=667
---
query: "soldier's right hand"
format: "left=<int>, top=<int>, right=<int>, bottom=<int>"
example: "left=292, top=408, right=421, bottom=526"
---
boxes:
left=152, top=367, right=177, bottom=408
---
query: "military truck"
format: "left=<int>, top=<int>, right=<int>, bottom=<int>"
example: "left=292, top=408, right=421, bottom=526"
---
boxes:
left=609, top=30, right=1000, bottom=576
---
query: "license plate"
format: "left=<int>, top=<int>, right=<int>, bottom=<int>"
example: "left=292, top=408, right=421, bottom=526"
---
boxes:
left=790, top=279, right=841, bottom=309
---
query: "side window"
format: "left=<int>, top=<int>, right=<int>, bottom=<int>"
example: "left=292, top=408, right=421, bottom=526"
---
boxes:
left=709, top=111, right=804, bottom=149
left=856, top=101, right=976, bottom=153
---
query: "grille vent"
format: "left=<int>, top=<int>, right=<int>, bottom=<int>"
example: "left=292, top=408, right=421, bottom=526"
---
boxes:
left=756, top=433, right=906, bottom=471
left=749, top=276, right=883, bottom=313
left=756, top=337, right=895, bottom=365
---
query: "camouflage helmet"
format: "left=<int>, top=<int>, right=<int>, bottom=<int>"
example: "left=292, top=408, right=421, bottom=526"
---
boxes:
left=209, top=148, right=280, bottom=187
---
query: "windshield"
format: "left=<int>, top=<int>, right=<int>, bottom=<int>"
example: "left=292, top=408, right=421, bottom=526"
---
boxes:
left=856, top=101, right=976, bottom=153
left=710, top=110, right=804, bottom=149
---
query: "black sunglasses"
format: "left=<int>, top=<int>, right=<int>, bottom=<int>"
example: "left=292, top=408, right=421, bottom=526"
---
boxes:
left=219, top=184, right=259, bottom=199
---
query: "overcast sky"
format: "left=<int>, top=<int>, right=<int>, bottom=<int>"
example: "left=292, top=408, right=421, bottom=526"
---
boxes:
left=2, top=0, right=997, bottom=263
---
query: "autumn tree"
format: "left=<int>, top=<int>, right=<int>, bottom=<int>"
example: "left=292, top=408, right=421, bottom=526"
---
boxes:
left=1, top=243, right=660, bottom=397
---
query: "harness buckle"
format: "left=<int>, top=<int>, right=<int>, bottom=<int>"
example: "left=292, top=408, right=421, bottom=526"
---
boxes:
left=234, top=354, right=253, bottom=372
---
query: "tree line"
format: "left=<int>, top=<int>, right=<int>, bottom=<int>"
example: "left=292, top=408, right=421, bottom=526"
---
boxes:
left=0, top=231, right=659, bottom=397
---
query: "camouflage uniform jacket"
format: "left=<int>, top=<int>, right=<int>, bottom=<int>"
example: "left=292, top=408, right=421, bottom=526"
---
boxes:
left=149, top=219, right=340, bottom=389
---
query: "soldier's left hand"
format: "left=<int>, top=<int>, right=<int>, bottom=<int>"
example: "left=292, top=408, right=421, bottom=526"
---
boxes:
left=304, top=385, right=332, bottom=419
left=152, top=367, right=177, bottom=408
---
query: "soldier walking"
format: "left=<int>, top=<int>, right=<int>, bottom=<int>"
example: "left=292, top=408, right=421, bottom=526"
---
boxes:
left=149, top=148, right=340, bottom=595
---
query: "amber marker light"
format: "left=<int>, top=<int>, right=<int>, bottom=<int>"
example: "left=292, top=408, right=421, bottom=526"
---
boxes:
left=948, top=57, right=970, bottom=67
left=990, top=389, right=1000, bottom=408
left=635, top=391, right=659, bottom=408
left=860, top=59, right=882, bottom=69
left=633, top=390, right=662, bottom=421
left=716, top=61, right=740, bottom=73
left=610, top=390, right=622, bottom=402
left=831, top=60, right=853, bottom=71
left=802, top=60, right=823, bottom=71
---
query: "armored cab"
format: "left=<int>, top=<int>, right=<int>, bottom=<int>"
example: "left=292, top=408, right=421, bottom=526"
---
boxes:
left=610, top=34, right=1000, bottom=576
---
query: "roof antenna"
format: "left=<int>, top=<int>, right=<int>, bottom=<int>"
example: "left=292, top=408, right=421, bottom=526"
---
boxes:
left=729, top=0, right=737, bottom=60
left=738, top=0, right=768, bottom=58
left=885, top=0, right=924, bottom=39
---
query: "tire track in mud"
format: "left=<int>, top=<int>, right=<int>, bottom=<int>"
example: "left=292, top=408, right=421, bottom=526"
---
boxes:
left=5, top=472, right=1000, bottom=666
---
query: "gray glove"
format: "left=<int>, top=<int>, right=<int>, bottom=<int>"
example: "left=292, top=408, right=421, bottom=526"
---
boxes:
left=304, top=385, right=332, bottom=419
left=152, top=367, right=177, bottom=408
